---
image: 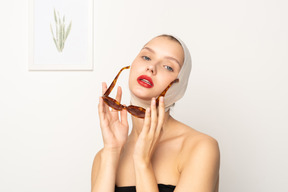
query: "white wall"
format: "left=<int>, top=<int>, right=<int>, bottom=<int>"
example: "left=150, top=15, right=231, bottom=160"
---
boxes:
left=1, top=0, right=287, bottom=191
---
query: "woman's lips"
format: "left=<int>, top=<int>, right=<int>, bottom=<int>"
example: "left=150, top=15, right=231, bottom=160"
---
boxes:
left=137, top=75, right=154, bottom=88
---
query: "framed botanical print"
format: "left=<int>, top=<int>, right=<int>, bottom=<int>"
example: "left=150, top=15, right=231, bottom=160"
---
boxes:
left=29, top=0, right=93, bottom=70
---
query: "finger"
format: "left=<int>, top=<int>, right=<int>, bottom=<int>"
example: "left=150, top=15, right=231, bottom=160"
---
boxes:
left=156, top=96, right=165, bottom=137
left=110, top=86, right=122, bottom=116
left=120, top=108, right=128, bottom=130
left=142, top=107, right=151, bottom=135
left=109, top=86, right=122, bottom=120
left=98, top=97, right=107, bottom=129
left=115, top=86, right=122, bottom=103
left=149, top=98, right=158, bottom=135
left=98, top=96, right=105, bottom=115
left=102, top=82, right=107, bottom=95
left=101, top=82, right=110, bottom=112
left=98, top=97, right=112, bottom=139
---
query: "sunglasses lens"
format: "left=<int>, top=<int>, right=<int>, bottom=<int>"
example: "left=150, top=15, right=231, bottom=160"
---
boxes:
left=127, top=106, right=146, bottom=119
left=102, top=97, right=123, bottom=110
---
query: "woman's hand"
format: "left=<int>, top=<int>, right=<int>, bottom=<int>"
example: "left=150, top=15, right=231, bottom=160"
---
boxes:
left=98, top=82, right=129, bottom=150
left=133, top=97, right=165, bottom=165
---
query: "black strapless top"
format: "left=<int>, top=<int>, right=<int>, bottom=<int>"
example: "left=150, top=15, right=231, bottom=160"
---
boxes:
left=115, top=184, right=175, bottom=192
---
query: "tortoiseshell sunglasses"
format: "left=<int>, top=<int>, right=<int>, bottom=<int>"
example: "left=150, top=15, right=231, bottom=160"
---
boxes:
left=102, top=66, right=179, bottom=118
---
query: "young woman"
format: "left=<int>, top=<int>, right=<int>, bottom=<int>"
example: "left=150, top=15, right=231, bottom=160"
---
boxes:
left=91, top=35, right=220, bottom=192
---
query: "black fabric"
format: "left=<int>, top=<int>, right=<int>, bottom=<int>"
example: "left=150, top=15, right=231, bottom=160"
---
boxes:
left=115, top=184, right=175, bottom=192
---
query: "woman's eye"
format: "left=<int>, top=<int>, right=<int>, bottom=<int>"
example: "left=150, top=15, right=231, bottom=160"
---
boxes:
left=164, top=65, right=174, bottom=72
left=142, top=56, right=151, bottom=61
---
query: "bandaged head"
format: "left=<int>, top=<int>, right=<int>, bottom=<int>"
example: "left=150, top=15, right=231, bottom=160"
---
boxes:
left=130, top=35, right=192, bottom=111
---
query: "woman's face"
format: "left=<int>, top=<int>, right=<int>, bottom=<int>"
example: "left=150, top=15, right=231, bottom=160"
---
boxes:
left=129, top=36, right=184, bottom=101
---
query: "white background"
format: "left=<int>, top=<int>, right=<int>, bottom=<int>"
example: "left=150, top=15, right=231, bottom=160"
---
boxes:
left=0, top=0, right=288, bottom=192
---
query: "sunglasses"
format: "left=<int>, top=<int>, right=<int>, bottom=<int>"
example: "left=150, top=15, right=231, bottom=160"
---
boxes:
left=102, top=66, right=179, bottom=118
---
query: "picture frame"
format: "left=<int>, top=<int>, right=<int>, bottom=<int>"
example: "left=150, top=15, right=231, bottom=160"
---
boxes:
left=29, top=0, right=93, bottom=71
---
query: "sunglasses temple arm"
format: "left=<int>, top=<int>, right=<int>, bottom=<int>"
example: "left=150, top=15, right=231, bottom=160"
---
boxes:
left=155, top=79, right=179, bottom=106
left=103, top=66, right=130, bottom=96
left=103, top=79, right=117, bottom=96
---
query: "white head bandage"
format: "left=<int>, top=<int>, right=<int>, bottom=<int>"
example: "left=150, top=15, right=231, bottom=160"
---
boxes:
left=130, top=35, right=192, bottom=111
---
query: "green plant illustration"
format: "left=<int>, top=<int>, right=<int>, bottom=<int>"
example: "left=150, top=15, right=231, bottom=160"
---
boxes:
left=50, top=9, right=72, bottom=53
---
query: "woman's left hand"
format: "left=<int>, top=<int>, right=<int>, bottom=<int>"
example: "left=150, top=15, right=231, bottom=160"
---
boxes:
left=133, top=97, right=165, bottom=165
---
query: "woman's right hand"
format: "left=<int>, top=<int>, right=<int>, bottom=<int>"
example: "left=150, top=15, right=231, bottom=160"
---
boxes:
left=98, top=82, right=129, bottom=150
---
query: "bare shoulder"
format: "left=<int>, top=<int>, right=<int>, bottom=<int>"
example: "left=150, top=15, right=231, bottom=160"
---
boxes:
left=183, top=128, right=219, bottom=154
left=170, top=119, right=220, bottom=172
left=171, top=118, right=219, bottom=147
left=166, top=119, right=220, bottom=191
left=91, top=149, right=103, bottom=184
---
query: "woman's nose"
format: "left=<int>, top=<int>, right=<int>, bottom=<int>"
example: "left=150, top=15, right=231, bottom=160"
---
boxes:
left=146, top=64, right=157, bottom=75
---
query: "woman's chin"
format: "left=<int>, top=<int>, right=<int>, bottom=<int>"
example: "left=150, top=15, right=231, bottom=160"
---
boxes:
left=133, top=94, right=152, bottom=101
left=130, top=90, right=155, bottom=101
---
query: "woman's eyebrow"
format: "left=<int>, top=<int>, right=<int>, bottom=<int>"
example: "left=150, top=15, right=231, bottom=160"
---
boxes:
left=142, top=47, right=181, bottom=67
left=165, top=56, right=181, bottom=67
left=142, top=46, right=155, bottom=53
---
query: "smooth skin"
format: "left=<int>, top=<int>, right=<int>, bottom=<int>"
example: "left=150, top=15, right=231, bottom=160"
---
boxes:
left=91, top=36, right=220, bottom=192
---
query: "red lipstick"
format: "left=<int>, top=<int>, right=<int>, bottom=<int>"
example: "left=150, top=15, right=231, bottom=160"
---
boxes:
left=137, top=75, right=154, bottom=88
